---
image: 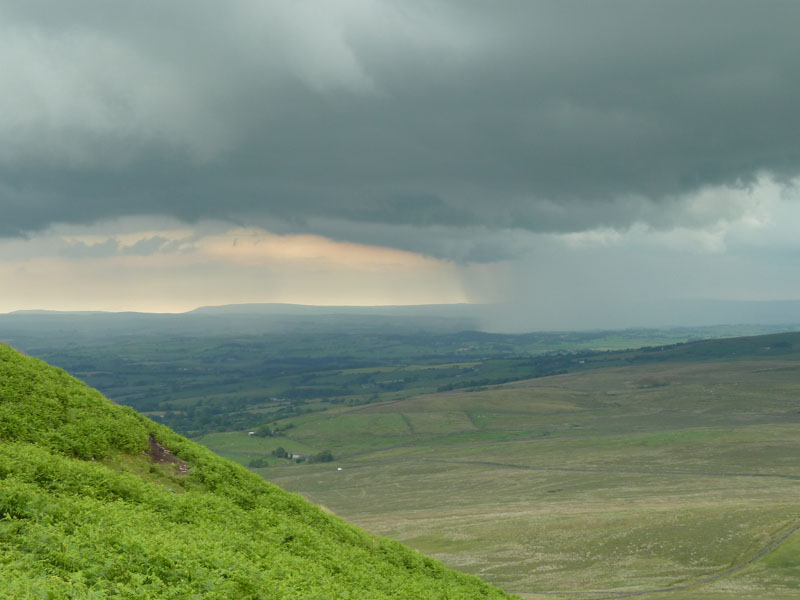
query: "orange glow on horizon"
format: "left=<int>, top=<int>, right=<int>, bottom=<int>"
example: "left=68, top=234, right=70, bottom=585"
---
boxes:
left=0, top=222, right=478, bottom=313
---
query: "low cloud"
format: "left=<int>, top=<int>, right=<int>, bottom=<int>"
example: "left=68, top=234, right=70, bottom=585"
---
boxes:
left=121, top=236, right=171, bottom=256
left=59, top=235, right=174, bottom=259
left=60, top=238, right=120, bottom=259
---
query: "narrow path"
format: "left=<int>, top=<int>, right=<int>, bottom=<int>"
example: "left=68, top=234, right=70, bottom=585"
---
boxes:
left=399, top=413, right=415, bottom=433
left=573, top=522, right=800, bottom=599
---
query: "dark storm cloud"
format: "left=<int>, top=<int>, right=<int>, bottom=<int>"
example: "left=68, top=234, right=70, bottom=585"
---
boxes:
left=1, top=0, right=799, bottom=258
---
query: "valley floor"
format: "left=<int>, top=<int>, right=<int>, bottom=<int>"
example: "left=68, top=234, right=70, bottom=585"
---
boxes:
left=247, top=361, right=800, bottom=598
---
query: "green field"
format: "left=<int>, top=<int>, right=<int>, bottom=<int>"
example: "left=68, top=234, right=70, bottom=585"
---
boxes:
left=257, top=360, right=800, bottom=598
left=194, top=431, right=320, bottom=466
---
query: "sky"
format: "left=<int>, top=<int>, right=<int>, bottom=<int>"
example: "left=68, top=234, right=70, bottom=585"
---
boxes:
left=2, top=0, right=800, bottom=329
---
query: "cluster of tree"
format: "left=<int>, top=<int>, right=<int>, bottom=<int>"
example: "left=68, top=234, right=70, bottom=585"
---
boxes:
left=253, top=422, right=295, bottom=437
left=310, top=450, right=334, bottom=463
left=268, top=447, right=334, bottom=464
left=437, top=376, right=517, bottom=393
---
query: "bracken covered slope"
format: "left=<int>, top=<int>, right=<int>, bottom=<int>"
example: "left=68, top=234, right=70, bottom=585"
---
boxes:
left=0, top=344, right=514, bottom=600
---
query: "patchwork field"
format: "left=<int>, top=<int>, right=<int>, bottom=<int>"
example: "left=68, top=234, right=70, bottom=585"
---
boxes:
left=244, top=360, right=800, bottom=598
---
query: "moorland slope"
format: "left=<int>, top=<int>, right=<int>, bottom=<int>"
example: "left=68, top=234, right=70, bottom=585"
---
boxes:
left=0, top=343, right=514, bottom=599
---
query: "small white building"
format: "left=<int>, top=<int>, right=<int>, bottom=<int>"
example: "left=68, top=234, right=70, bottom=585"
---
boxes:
left=289, top=453, right=312, bottom=460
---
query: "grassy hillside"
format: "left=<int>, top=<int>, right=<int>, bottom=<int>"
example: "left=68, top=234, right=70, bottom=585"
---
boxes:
left=0, top=344, right=514, bottom=600
left=259, top=357, right=800, bottom=598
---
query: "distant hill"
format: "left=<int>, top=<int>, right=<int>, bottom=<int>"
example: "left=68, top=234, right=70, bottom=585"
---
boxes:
left=151, top=298, right=800, bottom=329
left=590, top=330, right=800, bottom=366
left=0, top=304, right=482, bottom=337
left=476, top=298, right=800, bottom=331
left=0, top=344, right=513, bottom=599
left=5, top=299, right=800, bottom=334
left=189, top=302, right=485, bottom=317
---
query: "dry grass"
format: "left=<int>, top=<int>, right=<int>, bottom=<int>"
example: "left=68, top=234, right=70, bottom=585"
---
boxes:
left=263, top=360, right=800, bottom=598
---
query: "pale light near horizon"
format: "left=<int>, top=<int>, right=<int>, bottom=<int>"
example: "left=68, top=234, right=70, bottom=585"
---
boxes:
left=0, top=220, right=481, bottom=313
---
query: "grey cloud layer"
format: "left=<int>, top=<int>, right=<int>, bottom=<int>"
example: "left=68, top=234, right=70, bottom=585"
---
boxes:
left=59, top=235, right=175, bottom=259
left=1, top=0, right=799, bottom=259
